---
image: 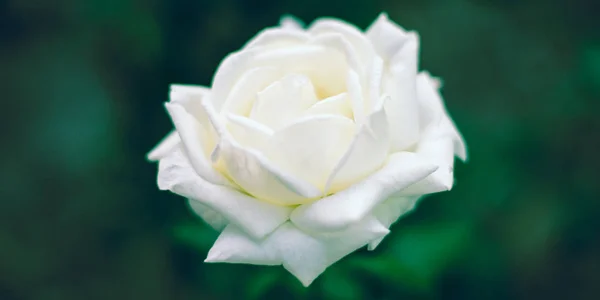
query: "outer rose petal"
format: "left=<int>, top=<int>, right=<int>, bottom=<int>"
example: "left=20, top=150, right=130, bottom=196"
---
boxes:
left=147, top=130, right=180, bottom=161
left=205, top=216, right=389, bottom=286
left=399, top=134, right=455, bottom=195
left=187, top=199, right=229, bottom=231
left=397, top=72, right=467, bottom=195
left=416, top=72, right=467, bottom=160
left=243, top=28, right=309, bottom=50
left=366, top=13, right=412, bottom=62
left=157, top=149, right=292, bottom=239
left=166, top=87, right=232, bottom=186
left=211, top=47, right=264, bottom=112
left=382, top=33, right=421, bottom=152
left=280, top=15, right=305, bottom=31
left=367, top=195, right=420, bottom=250
left=290, top=152, right=438, bottom=232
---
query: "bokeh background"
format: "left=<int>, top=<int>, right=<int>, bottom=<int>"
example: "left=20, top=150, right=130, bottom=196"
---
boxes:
left=2, top=0, right=599, bottom=299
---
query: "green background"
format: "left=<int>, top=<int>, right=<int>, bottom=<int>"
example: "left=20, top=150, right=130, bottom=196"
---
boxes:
left=1, top=0, right=599, bottom=299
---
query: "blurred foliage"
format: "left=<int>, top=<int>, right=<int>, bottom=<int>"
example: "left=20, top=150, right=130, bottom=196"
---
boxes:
left=1, top=0, right=599, bottom=299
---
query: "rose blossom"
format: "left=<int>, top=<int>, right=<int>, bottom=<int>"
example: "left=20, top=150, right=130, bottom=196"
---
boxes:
left=148, top=13, right=466, bottom=286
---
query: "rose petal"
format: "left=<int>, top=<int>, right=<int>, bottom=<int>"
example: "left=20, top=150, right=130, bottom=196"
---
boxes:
left=218, top=138, right=322, bottom=205
left=187, top=199, right=229, bottom=231
left=193, top=95, right=322, bottom=205
left=291, top=152, right=438, bottom=232
left=280, top=15, right=305, bottom=31
left=346, top=69, right=366, bottom=124
left=367, top=195, right=420, bottom=250
left=396, top=72, right=467, bottom=195
left=399, top=134, right=455, bottom=196
left=220, top=67, right=283, bottom=116
left=310, top=33, right=363, bottom=75
left=383, top=33, right=421, bottom=151
left=244, top=28, right=309, bottom=49
left=226, top=113, right=273, bottom=150
left=368, top=56, right=384, bottom=112
left=158, top=149, right=292, bottom=239
left=416, top=72, right=467, bottom=161
left=309, top=18, right=376, bottom=68
left=165, top=89, right=231, bottom=186
left=249, top=73, right=318, bottom=130
left=324, top=96, right=390, bottom=194
left=366, top=13, right=412, bottom=62
left=171, top=84, right=211, bottom=96
left=266, top=114, right=356, bottom=190
left=205, top=224, right=280, bottom=266
left=211, top=47, right=263, bottom=112
left=279, top=217, right=388, bottom=286
left=147, top=130, right=180, bottom=161
left=303, top=92, right=353, bottom=118
left=206, top=216, right=388, bottom=286
left=252, top=45, right=347, bottom=99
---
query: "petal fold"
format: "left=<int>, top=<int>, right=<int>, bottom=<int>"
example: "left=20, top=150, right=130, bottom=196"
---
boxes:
left=303, top=92, right=353, bottom=118
left=217, top=138, right=322, bottom=205
left=211, top=48, right=263, bottom=112
left=158, top=149, right=292, bottom=239
left=367, top=195, right=420, bottom=250
left=226, top=114, right=273, bottom=150
left=309, top=18, right=376, bottom=70
left=416, top=72, right=467, bottom=161
left=310, top=33, right=363, bottom=75
left=252, top=45, right=347, bottom=99
left=399, top=134, right=455, bottom=195
left=266, top=115, right=356, bottom=190
left=366, top=13, right=412, bottom=62
left=147, top=130, right=180, bottom=161
left=346, top=69, right=366, bottom=124
left=165, top=88, right=231, bottom=186
left=397, top=72, right=468, bottom=195
left=249, top=73, right=318, bottom=130
left=324, top=97, right=390, bottom=194
left=383, top=33, right=421, bottom=152
left=206, top=217, right=388, bottom=286
left=187, top=199, right=229, bottom=231
left=196, top=94, right=322, bottom=205
left=291, top=152, right=437, bottom=232
left=220, top=67, right=283, bottom=116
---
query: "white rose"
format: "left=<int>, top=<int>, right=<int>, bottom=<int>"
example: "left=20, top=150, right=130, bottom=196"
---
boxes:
left=148, top=13, right=466, bottom=286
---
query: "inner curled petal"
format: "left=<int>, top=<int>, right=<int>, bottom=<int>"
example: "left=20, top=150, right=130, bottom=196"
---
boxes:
left=195, top=94, right=322, bottom=205
left=249, top=73, right=318, bottom=130
left=303, top=92, right=353, bottom=119
left=251, top=45, right=347, bottom=100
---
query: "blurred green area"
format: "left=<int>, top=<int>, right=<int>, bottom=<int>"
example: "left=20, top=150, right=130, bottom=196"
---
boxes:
left=1, top=0, right=599, bottom=299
